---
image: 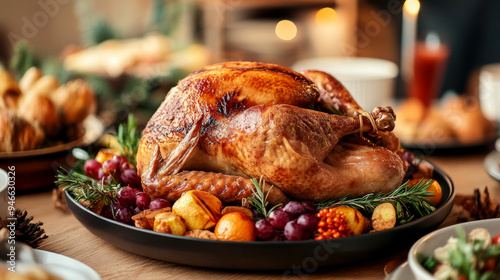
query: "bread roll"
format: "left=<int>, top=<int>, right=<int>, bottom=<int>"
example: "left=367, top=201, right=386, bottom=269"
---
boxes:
left=394, top=98, right=425, bottom=143
left=19, top=67, right=43, bottom=92
left=0, top=68, right=22, bottom=110
left=52, top=79, right=96, bottom=125
left=19, top=94, right=61, bottom=138
left=25, top=75, right=60, bottom=97
left=415, top=108, right=454, bottom=145
left=443, top=95, right=497, bottom=144
left=0, top=110, right=45, bottom=152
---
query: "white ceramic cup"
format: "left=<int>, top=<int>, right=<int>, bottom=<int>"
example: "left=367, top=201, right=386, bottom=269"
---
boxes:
left=479, top=63, right=500, bottom=123
left=292, top=57, right=399, bottom=112
left=0, top=168, right=8, bottom=220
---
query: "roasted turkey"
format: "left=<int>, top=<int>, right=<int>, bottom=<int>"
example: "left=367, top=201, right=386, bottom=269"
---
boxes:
left=137, top=61, right=405, bottom=204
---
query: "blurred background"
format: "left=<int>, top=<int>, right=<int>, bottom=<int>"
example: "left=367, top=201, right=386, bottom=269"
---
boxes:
left=0, top=0, right=499, bottom=142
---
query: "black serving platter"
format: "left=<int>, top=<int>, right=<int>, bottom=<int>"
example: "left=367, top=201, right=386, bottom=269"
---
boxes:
left=401, top=136, right=497, bottom=156
left=65, top=163, right=454, bottom=271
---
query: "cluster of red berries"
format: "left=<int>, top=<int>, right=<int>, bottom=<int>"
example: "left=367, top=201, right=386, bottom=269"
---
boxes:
left=314, top=208, right=352, bottom=240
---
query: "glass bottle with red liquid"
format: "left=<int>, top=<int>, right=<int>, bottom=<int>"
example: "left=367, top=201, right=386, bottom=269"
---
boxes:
left=410, top=32, right=450, bottom=108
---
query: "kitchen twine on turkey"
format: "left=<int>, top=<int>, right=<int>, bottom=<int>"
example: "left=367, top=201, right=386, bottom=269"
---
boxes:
left=359, top=111, right=378, bottom=137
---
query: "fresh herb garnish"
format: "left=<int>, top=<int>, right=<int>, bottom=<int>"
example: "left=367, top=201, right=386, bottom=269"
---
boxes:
left=56, top=114, right=140, bottom=211
left=309, top=104, right=345, bottom=116
left=247, top=177, right=283, bottom=219
left=329, top=106, right=344, bottom=116
left=315, top=179, right=436, bottom=224
left=117, top=114, right=141, bottom=165
left=55, top=168, right=118, bottom=208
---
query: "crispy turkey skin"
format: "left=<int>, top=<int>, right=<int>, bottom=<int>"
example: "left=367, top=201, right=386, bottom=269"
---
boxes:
left=137, top=61, right=404, bottom=203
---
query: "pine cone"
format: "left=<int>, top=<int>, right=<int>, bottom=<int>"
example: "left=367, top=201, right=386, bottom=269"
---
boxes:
left=0, top=209, right=48, bottom=248
left=455, top=187, right=500, bottom=221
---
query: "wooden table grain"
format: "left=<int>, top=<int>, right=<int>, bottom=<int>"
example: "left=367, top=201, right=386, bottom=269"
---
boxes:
left=15, top=153, right=500, bottom=280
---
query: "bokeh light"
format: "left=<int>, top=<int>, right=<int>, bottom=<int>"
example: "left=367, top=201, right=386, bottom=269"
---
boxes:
left=275, top=20, right=297, bottom=40
left=315, top=7, right=338, bottom=25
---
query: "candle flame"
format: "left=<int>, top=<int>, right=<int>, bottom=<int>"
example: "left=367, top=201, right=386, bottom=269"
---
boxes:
left=404, top=0, right=420, bottom=15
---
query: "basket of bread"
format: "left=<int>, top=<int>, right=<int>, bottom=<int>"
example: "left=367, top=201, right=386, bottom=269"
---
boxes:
left=0, top=67, right=104, bottom=190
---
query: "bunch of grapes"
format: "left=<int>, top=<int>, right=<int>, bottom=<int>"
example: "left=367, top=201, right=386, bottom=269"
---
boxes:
left=83, top=155, right=141, bottom=189
left=254, top=201, right=319, bottom=241
left=83, top=155, right=171, bottom=225
left=101, top=186, right=171, bottom=225
left=402, top=150, right=417, bottom=180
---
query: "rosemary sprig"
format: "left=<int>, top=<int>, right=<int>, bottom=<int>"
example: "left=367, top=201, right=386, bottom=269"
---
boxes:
left=329, top=106, right=344, bottom=116
left=315, top=179, right=437, bottom=224
left=309, top=105, right=345, bottom=116
left=117, top=114, right=141, bottom=165
left=55, top=168, right=117, bottom=208
left=247, top=177, right=283, bottom=219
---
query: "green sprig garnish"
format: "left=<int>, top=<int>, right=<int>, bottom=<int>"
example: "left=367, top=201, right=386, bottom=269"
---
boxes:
left=117, top=114, right=141, bottom=165
left=315, top=179, right=437, bottom=224
left=309, top=105, right=345, bottom=116
left=55, top=168, right=118, bottom=209
left=247, top=177, right=283, bottom=219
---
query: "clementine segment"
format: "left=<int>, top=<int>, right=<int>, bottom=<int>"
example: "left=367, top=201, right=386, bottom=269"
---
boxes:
left=214, top=212, right=255, bottom=241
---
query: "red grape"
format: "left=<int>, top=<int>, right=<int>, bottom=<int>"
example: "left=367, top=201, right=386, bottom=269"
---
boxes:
left=103, top=174, right=114, bottom=184
left=112, top=201, right=122, bottom=212
left=119, top=169, right=141, bottom=189
left=268, top=209, right=290, bottom=229
left=134, top=206, right=142, bottom=215
left=265, top=232, right=284, bottom=241
left=149, top=198, right=171, bottom=210
left=84, top=159, right=102, bottom=178
left=402, top=150, right=414, bottom=165
left=254, top=219, right=276, bottom=240
left=116, top=187, right=136, bottom=207
left=251, top=209, right=263, bottom=219
left=101, top=204, right=113, bottom=219
left=120, top=162, right=131, bottom=171
left=283, top=201, right=305, bottom=219
left=102, top=159, right=120, bottom=175
left=135, top=192, right=151, bottom=210
left=274, top=205, right=285, bottom=212
left=297, top=213, right=319, bottom=232
left=301, top=201, right=317, bottom=214
left=96, top=168, right=105, bottom=180
left=284, top=220, right=305, bottom=241
left=113, top=155, right=128, bottom=166
left=131, top=187, right=143, bottom=194
left=114, top=207, right=134, bottom=224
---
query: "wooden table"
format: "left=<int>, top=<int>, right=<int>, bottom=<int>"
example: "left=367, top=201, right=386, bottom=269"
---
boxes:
left=15, top=152, right=500, bottom=280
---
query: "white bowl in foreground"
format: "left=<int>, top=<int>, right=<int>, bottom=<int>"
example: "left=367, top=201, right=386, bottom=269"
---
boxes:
left=408, top=218, right=500, bottom=280
left=292, top=57, right=398, bottom=112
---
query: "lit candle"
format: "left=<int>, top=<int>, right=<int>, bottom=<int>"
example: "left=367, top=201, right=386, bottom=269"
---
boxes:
left=401, top=0, right=420, bottom=85
left=308, top=7, right=340, bottom=57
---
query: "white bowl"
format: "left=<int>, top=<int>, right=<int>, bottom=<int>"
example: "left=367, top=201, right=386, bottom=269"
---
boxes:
left=408, top=218, right=500, bottom=280
left=292, top=57, right=398, bottom=112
